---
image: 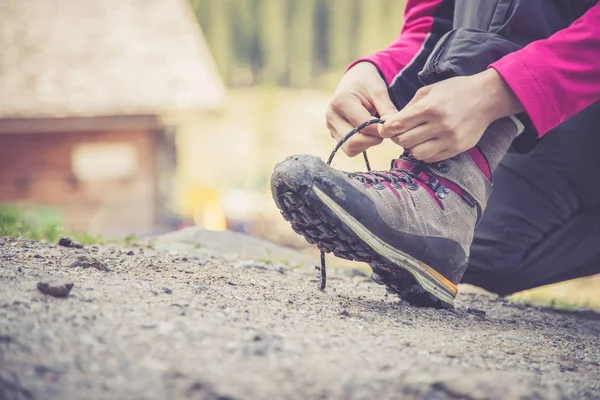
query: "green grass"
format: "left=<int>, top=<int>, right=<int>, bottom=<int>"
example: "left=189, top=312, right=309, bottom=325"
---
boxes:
left=509, top=278, right=600, bottom=312
left=0, top=204, right=62, bottom=242
left=0, top=204, right=137, bottom=245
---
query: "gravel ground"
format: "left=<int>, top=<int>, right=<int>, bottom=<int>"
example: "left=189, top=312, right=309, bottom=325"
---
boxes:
left=1, top=233, right=599, bottom=400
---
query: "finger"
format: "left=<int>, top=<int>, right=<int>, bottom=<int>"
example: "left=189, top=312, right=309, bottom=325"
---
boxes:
left=370, top=90, right=398, bottom=119
left=409, top=139, right=446, bottom=161
left=391, top=122, right=440, bottom=149
left=423, top=149, right=457, bottom=163
left=327, top=111, right=356, bottom=142
left=404, top=85, right=431, bottom=109
left=327, top=112, right=382, bottom=157
left=379, top=86, right=430, bottom=121
left=330, top=97, right=380, bottom=137
left=326, top=105, right=357, bottom=142
left=378, top=102, right=429, bottom=139
left=343, top=134, right=383, bottom=157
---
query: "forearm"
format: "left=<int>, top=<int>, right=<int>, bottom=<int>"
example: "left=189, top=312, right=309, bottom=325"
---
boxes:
left=477, top=69, right=525, bottom=122
left=490, top=3, right=600, bottom=136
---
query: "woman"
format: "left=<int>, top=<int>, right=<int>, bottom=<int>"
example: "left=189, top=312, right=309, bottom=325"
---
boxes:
left=271, top=0, right=600, bottom=308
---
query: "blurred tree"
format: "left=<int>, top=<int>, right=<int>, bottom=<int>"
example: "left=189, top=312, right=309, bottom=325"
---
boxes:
left=258, top=0, right=287, bottom=85
left=384, top=0, right=406, bottom=42
left=194, top=0, right=232, bottom=81
left=192, top=0, right=406, bottom=87
left=356, top=0, right=386, bottom=56
left=289, top=0, right=316, bottom=86
left=327, top=0, right=354, bottom=71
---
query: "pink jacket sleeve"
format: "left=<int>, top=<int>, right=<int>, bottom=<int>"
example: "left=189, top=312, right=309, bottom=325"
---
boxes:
left=490, top=4, right=600, bottom=137
left=348, top=0, right=450, bottom=85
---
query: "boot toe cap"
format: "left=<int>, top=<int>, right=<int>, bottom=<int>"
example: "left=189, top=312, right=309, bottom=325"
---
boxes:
left=271, top=154, right=325, bottom=193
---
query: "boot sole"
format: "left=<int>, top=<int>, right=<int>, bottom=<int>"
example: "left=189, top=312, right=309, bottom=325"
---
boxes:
left=275, top=182, right=457, bottom=309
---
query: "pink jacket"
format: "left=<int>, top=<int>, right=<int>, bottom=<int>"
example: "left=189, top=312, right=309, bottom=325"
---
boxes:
left=353, top=0, right=600, bottom=137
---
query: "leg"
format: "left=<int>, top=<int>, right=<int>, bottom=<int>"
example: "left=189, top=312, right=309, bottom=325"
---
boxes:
left=463, top=101, right=600, bottom=295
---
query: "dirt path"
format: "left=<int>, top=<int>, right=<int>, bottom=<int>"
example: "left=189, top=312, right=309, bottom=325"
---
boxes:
left=1, top=232, right=599, bottom=400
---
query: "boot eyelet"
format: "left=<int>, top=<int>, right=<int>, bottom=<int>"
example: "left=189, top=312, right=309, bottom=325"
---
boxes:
left=435, top=162, right=450, bottom=174
left=428, top=178, right=440, bottom=191
left=435, top=186, right=449, bottom=200
left=406, top=181, right=419, bottom=191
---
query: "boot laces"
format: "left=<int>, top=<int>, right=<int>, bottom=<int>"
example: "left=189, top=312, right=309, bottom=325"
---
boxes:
left=317, top=119, right=383, bottom=291
left=349, top=167, right=417, bottom=189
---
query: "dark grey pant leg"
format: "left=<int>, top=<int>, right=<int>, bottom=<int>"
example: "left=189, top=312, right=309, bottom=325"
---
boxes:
left=398, top=0, right=600, bottom=293
left=463, top=102, right=600, bottom=295
left=419, top=0, right=577, bottom=83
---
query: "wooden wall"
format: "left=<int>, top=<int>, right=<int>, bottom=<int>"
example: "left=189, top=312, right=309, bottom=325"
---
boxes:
left=0, top=129, right=160, bottom=236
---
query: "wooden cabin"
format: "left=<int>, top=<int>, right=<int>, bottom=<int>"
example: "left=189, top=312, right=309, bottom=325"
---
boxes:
left=0, top=0, right=225, bottom=236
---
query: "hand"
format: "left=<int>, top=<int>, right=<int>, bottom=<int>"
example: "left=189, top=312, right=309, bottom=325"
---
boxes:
left=326, top=62, right=398, bottom=157
left=378, top=69, right=524, bottom=163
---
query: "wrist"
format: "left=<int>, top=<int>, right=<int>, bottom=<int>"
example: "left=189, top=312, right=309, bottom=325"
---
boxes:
left=477, top=68, right=525, bottom=121
left=348, top=61, right=380, bottom=75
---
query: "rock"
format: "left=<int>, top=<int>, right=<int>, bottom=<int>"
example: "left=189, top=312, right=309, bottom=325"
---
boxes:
left=186, top=381, right=204, bottom=395
left=58, top=237, right=84, bottom=249
left=163, top=287, right=173, bottom=295
left=0, top=375, right=34, bottom=400
left=149, top=227, right=315, bottom=266
left=37, top=281, right=74, bottom=298
left=34, top=364, right=64, bottom=377
left=63, top=255, right=110, bottom=272
left=127, top=250, right=135, bottom=256
left=467, top=307, right=487, bottom=317
left=185, top=381, right=237, bottom=400
left=344, top=268, right=369, bottom=278
left=0, top=335, right=12, bottom=343
left=58, top=237, right=73, bottom=247
left=243, top=333, right=283, bottom=357
left=233, top=261, right=268, bottom=270
left=193, top=285, right=210, bottom=294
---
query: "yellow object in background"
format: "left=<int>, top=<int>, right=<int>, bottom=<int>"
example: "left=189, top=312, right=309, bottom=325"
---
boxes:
left=183, top=185, right=227, bottom=231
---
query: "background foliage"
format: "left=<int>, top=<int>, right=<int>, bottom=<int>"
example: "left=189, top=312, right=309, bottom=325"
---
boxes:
left=192, top=0, right=407, bottom=87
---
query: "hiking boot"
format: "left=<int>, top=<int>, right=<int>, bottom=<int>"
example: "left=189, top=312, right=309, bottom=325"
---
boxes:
left=271, top=117, right=523, bottom=308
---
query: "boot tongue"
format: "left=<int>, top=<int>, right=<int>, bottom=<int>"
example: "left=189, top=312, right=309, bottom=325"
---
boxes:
left=466, top=148, right=491, bottom=181
left=391, top=157, right=415, bottom=171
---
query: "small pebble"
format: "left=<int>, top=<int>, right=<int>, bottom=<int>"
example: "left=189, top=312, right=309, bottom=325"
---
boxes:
left=64, top=255, right=110, bottom=272
left=37, top=281, right=74, bottom=298
left=58, top=237, right=83, bottom=249
left=163, top=287, right=173, bottom=295
left=58, top=237, right=73, bottom=247
left=467, top=307, right=487, bottom=317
